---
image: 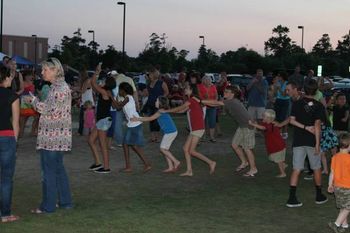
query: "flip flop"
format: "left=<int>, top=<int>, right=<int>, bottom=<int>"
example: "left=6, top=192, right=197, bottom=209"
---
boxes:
left=1, top=215, right=20, bottom=223
left=143, top=166, right=152, bottom=173
left=243, top=171, right=258, bottom=177
left=235, top=164, right=249, bottom=172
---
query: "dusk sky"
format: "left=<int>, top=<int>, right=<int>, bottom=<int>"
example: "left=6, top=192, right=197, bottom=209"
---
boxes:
left=5, top=0, right=350, bottom=58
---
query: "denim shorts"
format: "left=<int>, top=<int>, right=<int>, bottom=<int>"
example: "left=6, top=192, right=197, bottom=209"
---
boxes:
left=96, top=117, right=112, bottom=131
left=124, top=124, right=145, bottom=146
left=292, top=146, right=321, bottom=170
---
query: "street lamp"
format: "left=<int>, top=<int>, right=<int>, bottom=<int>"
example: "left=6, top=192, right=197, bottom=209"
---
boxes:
left=88, top=30, right=95, bottom=50
left=0, top=0, right=3, bottom=52
left=199, top=35, right=205, bottom=46
left=117, top=1, right=126, bottom=64
left=32, top=35, right=37, bottom=67
left=298, top=26, right=304, bottom=50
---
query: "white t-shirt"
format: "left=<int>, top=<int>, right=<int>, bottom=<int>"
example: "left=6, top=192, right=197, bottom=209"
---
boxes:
left=81, top=88, right=95, bottom=107
left=123, top=95, right=142, bottom=128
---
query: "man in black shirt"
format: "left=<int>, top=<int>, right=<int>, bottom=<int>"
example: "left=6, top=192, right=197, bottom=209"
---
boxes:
left=286, top=79, right=328, bottom=207
left=332, top=93, right=349, bottom=134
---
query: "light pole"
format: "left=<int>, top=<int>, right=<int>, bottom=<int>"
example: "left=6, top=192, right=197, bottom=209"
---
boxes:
left=32, top=34, right=37, bottom=67
left=88, top=30, right=95, bottom=50
left=117, top=1, right=126, bottom=64
left=298, top=26, right=304, bottom=50
left=199, top=35, right=205, bottom=46
left=0, top=0, right=3, bottom=52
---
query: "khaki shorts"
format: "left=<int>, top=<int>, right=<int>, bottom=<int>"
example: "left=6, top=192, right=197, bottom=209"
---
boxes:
left=248, top=106, right=265, bottom=120
left=335, top=187, right=350, bottom=210
left=190, top=129, right=205, bottom=138
left=232, top=127, right=255, bottom=150
left=269, top=148, right=286, bottom=163
left=160, top=132, right=177, bottom=150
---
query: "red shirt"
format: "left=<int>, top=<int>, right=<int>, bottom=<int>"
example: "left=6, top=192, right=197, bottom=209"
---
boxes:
left=187, top=97, right=205, bottom=131
left=261, top=122, right=286, bottom=154
left=197, top=84, right=217, bottom=100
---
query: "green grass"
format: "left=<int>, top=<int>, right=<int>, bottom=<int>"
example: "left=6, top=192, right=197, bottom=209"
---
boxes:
left=3, top=115, right=337, bottom=233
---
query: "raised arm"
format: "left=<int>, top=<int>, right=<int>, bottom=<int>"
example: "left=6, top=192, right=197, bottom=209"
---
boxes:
left=91, top=64, right=109, bottom=97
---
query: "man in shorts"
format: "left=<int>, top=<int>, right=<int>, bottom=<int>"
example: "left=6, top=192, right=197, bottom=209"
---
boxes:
left=223, top=85, right=257, bottom=177
left=286, top=79, right=328, bottom=207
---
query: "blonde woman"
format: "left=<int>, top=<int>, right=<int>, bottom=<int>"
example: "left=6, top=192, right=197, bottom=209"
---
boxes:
left=26, top=58, right=73, bottom=214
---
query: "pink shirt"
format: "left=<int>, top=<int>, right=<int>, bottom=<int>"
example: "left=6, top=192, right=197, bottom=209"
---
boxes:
left=84, top=109, right=95, bottom=129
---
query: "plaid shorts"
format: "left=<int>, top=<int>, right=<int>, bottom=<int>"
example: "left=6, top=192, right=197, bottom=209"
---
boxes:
left=335, top=187, right=350, bottom=210
left=232, top=127, right=255, bottom=150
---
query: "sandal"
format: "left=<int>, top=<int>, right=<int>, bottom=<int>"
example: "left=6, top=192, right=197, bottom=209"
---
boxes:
left=235, top=163, right=249, bottom=172
left=31, top=208, right=46, bottom=214
left=143, top=166, right=152, bottom=173
left=243, top=170, right=258, bottom=177
left=1, top=215, right=20, bottom=223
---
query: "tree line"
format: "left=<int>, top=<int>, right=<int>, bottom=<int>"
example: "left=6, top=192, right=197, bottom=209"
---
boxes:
left=49, top=25, right=350, bottom=76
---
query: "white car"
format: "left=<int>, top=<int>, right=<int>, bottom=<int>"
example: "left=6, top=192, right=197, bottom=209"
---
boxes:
left=334, top=78, right=350, bottom=89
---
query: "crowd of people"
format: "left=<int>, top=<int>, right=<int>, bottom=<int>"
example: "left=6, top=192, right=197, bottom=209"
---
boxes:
left=1, top=58, right=350, bottom=233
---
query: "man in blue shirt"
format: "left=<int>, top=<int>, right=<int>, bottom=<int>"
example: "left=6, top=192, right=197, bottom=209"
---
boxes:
left=247, top=69, right=268, bottom=121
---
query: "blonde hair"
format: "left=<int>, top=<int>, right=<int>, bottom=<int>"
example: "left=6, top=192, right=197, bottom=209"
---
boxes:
left=264, top=109, right=276, bottom=121
left=84, top=100, right=93, bottom=108
left=41, top=57, right=65, bottom=80
left=339, top=133, right=350, bottom=149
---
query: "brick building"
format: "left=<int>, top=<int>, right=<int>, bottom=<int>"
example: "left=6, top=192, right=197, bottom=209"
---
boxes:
left=1, top=34, right=48, bottom=63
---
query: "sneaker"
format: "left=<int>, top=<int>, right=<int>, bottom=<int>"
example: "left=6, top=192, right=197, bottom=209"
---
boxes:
left=304, top=174, right=314, bottom=180
left=89, top=164, right=102, bottom=171
left=328, top=222, right=344, bottom=233
left=94, top=168, right=111, bottom=174
left=315, top=193, right=328, bottom=204
left=286, top=197, right=303, bottom=208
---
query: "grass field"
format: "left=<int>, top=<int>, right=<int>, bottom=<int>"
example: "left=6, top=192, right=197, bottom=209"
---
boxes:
left=2, top=115, right=337, bottom=233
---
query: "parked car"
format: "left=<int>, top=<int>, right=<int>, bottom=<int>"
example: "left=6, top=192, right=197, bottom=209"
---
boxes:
left=226, top=74, right=253, bottom=89
left=333, top=78, right=350, bottom=89
left=330, top=75, right=344, bottom=82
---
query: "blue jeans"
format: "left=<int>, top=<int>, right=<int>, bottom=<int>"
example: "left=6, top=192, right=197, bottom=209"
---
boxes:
left=0, top=136, right=16, bottom=217
left=40, top=150, right=72, bottom=212
left=78, top=106, right=85, bottom=135
left=114, top=110, right=126, bottom=145
left=205, top=107, right=217, bottom=129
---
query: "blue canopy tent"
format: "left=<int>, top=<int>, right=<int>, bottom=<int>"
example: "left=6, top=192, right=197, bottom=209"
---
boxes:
left=12, top=55, right=34, bottom=66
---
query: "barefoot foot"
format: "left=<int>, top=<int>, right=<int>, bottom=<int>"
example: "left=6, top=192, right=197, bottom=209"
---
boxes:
left=162, top=168, right=174, bottom=173
left=180, top=171, right=193, bottom=177
left=209, top=161, right=216, bottom=175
